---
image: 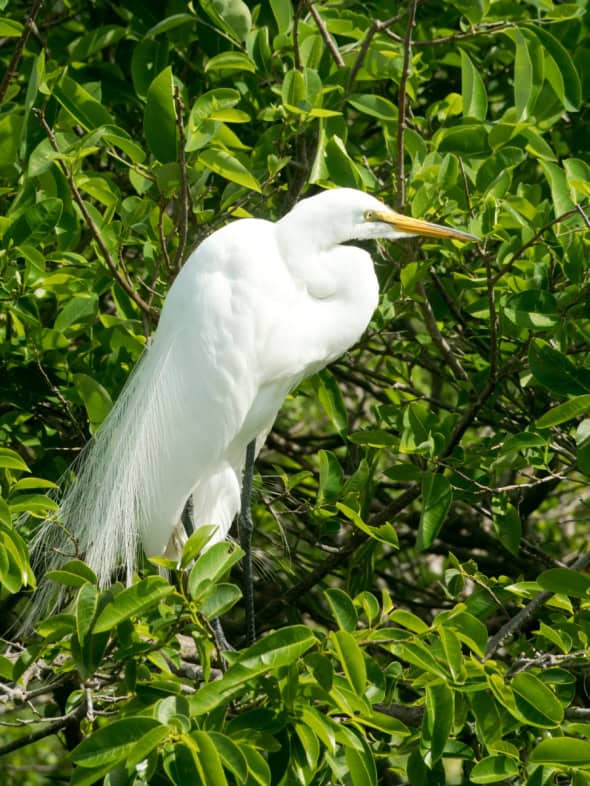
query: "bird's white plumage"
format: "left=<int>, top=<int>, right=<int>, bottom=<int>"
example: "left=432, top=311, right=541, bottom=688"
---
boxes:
left=29, top=188, right=474, bottom=616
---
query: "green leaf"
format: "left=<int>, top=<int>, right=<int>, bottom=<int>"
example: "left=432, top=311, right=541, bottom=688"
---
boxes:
left=269, top=0, right=293, bottom=34
left=188, top=541, right=244, bottom=599
left=199, top=0, right=251, bottom=42
left=531, top=737, right=590, bottom=767
left=317, top=369, right=348, bottom=434
left=392, top=641, right=448, bottom=679
left=73, top=373, right=113, bottom=433
left=53, top=74, right=113, bottom=130
left=144, top=66, right=178, bottom=163
left=0, top=448, right=29, bottom=471
left=537, top=395, right=590, bottom=428
left=145, top=13, right=195, bottom=38
left=180, top=524, right=217, bottom=569
left=512, top=671, right=564, bottom=726
left=344, top=734, right=377, bottom=786
left=503, top=290, right=558, bottom=330
left=93, top=576, right=174, bottom=632
left=460, top=50, right=487, bottom=120
left=318, top=450, right=344, bottom=504
left=325, top=587, right=357, bottom=632
left=528, top=24, right=582, bottom=110
left=71, top=717, right=162, bottom=768
left=539, top=161, right=576, bottom=218
left=576, top=419, right=590, bottom=475
left=205, top=51, right=256, bottom=73
left=131, top=38, right=169, bottom=99
left=492, top=496, right=521, bottom=556
left=347, top=94, right=397, bottom=122
left=191, top=731, right=228, bottom=786
left=69, top=26, right=126, bottom=61
left=54, top=294, right=98, bottom=331
left=199, top=148, right=261, bottom=191
left=417, top=473, right=452, bottom=550
left=336, top=503, right=399, bottom=547
left=200, top=582, right=242, bottom=618
left=163, top=742, right=203, bottom=786
left=470, top=755, right=520, bottom=783
left=537, top=568, right=590, bottom=599
left=206, top=732, right=248, bottom=783
left=529, top=340, right=590, bottom=396
left=331, top=630, right=366, bottom=695
left=0, top=17, right=24, bottom=36
left=46, top=559, right=97, bottom=588
left=511, top=29, right=535, bottom=120
left=423, top=681, right=454, bottom=764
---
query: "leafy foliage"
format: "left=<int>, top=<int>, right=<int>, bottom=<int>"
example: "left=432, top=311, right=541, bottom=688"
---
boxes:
left=1, top=0, right=590, bottom=784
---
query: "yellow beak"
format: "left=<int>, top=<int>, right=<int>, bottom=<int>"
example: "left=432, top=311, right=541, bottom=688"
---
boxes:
left=375, top=209, right=478, bottom=243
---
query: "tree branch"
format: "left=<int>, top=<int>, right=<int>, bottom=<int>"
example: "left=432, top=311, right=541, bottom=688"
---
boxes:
left=395, top=0, right=418, bottom=207
left=0, top=0, right=45, bottom=103
left=484, top=550, right=590, bottom=660
left=35, top=109, right=153, bottom=317
left=305, top=1, right=344, bottom=68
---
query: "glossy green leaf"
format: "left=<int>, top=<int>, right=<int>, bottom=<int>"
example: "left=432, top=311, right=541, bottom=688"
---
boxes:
left=470, top=754, right=519, bottom=783
left=93, top=576, right=174, bottom=632
left=144, top=66, right=178, bottom=163
left=512, top=671, right=564, bottom=726
left=423, top=681, right=454, bottom=764
left=460, top=50, right=487, bottom=120
left=325, top=587, right=357, bottom=632
left=205, top=51, right=256, bottom=73
left=318, top=450, right=344, bottom=504
left=52, top=75, right=113, bottom=130
left=0, top=448, right=29, bottom=471
left=331, top=630, right=366, bottom=695
left=0, top=17, right=24, bottom=36
left=417, top=473, right=452, bottom=550
left=537, top=395, right=590, bottom=429
left=529, top=340, right=590, bottom=396
left=46, top=559, right=97, bottom=587
left=345, top=734, right=377, bottom=786
left=492, top=496, right=521, bottom=556
left=317, top=369, right=348, bottom=434
left=188, top=541, right=244, bottom=599
left=72, top=717, right=162, bottom=768
left=347, top=94, right=397, bottom=122
left=74, top=373, right=113, bottom=432
left=199, top=0, right=251, bottom=42
left=537, top=568, right=590, bottom=598
left=531, top=737, right=590, bottom=767
left=199, top=148, right=261, bottom=191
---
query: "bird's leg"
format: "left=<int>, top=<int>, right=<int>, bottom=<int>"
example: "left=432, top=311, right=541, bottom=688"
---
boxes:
left=239, top=439, right=257, bottom=646
left=181, top=495, right=194, bottom=536
left=182, top=495, right=232, bottom=651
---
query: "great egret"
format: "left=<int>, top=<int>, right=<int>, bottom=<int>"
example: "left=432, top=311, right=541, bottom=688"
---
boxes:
left=29, top=188, right=476, bottom=638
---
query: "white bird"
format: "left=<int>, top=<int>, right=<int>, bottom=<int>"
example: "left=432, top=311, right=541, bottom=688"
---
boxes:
left=30, top=188, right=476, bottom=636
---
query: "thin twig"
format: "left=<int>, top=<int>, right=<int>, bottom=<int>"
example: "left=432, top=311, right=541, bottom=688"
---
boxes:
left=347, top=13, right=405, bottom=92
left=416, top=279, right=469, bottom=382
left=0, top=0, right=45, bottom=103
left=396, top=0, right=418, bottom=207
left=492, top=206, right=583, bottom=284
left=172, top=87, right=189, bottom=272
left=0, top=702, right=85, bottom=757
left=34, top=109, right=153, bottom=316
left=484, top=551, right=590, bottom=660
left=305, top=0, right=344, bottom=67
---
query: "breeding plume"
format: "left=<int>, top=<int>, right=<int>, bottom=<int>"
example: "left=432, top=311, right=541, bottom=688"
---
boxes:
left=31, top=188, right=476, bottom=629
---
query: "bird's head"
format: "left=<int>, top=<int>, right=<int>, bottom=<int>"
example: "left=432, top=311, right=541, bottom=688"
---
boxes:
left=281, top=188, right=478, bottom=248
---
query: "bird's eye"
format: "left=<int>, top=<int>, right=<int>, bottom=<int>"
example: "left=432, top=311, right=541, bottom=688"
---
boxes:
left=364, top=210, right=376, bottom=221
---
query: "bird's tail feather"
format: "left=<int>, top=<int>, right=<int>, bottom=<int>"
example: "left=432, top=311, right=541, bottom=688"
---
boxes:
left=25, top=341, right=180, bottom=628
